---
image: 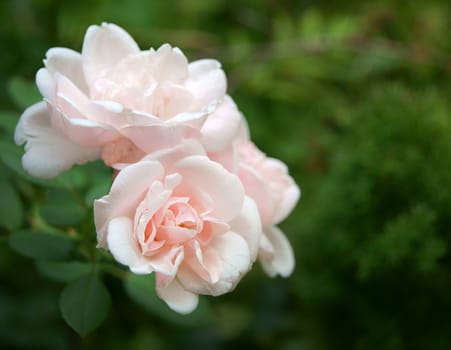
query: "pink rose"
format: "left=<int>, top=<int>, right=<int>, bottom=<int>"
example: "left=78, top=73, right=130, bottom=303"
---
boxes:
left=15, top=23, right=241, bottom=178
left=94, top=141, right=261, bottom=313
left=211, top=126, right=300, bottom=277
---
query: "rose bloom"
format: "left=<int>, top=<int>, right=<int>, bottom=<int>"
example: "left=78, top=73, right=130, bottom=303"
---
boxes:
left=14, top=23, right=241, bottom=178
left=94, top=141, right=261, bottom=313
left=211, top=119, right=300, bottom=277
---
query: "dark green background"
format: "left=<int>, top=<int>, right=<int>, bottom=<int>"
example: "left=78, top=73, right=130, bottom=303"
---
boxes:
left=1, top=0, right=451, bottom=349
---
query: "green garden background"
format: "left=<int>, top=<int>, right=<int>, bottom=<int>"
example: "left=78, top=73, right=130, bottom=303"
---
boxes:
left=1, top=0, right=451, bottom=349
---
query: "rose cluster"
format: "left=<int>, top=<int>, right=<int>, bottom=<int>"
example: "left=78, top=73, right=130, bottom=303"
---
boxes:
left=15, top=23, right=300, bottom=313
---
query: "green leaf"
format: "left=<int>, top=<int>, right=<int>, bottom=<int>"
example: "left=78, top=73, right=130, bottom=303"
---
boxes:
left=9, top=231, right=75, bottom=260
left=39, top=189, right=86, bottom=227
left=35, top=261, right=93, bottom=283
left=299, top=9, right=324, bottom=38
left=8, top=77, right=41, bottom=109
left=84, top=178, right=111, bottom=207
left=0, top=178, right=23, bottom=230
left=54, top=167, right=89, bottom=190
left=125, top=273, right=213, bottom=327
left=0, top=111, right=20, bottom=135
left=0, top=139, right=34, bottom=178
left=59, top=274, right=111, bottom=337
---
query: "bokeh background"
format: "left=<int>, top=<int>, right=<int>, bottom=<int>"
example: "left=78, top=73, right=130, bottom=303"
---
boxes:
left=1, top=0, right=451, bottom=349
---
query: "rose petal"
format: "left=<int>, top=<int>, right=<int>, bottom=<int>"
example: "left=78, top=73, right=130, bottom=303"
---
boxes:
left=140, top=245, right=184, bottom=277
left=142, top=139, right=206, bottom=168
left=150, top=82, right=194, bottom=119
left=185, top=59, right=226, bottom=109
left=259, top=233, right=275, bottom=259
left=120, top=123, right=200, bottom=153
left=36, top=68, right=54, bottom=100
left=82, top=23, right=140, bottom=86
left=54, top=72, right=90, bottom=119
left=200, top=96, right=241, bottom=152
left=44, top=47, right=89, bottom=94
left=183, top=239, right=221, bottom=284
left=259, top=225, right=295, bottom=277
left=166, top=110, right=208, bottom=130
left=55, top=71, right=125, bottom=126
left=236, top=113, right=250, bottom=140
left=156, top=277, right=198, bottom=314
left=50, top=105, right=119, bottom=147
left=197, top=219, right=229, bottom=245
left=14, top=101, right=100, bottom=178
left=173, top=155, right=245, bottom=221
left=229, top=196, right=262, bottom=262
left=119, top=109, right=163, bottom=127
left=178, top=231, right=251, bottom=296
left=209, top=231, right=252, bottom=293
left=149, top=44, right=189, bottom=83
left=238, top=163, right=275, bottom=227
left=134, top=178, right=175, bottom=246
left=208, top=143, right=236, bottom=173
left=94, top=160, right=164, bottom=247
left=272, top=173, right=301, bottom=224
left=107, top=216, right=149, bottom=271
left=158, top=225, right=198, bottom=245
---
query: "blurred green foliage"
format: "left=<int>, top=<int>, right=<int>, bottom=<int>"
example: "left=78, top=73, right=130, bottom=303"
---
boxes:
left=1, top=0, right=451, bottom=349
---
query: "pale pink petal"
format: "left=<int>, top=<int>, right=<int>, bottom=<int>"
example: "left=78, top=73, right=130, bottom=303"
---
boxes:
left=185, top=59, right=226, bottom=109
left=150, top=83, right=194, bottom=119
left=272, top=174, right=301, bottom=224
left=236, top=113, right=250, bottom=140
left=164, top=99, right=215, bottom=134
left=149, top=44, right=189, bottom=83
left=134, top=178, right=175, bottom=246
left=157, top=226, right=198, bottom=245
left=229, top=196, right=262, bottom=262
left=92, top=100, right=134, bottom=126
left=45, top=75, right=121, bottom=146
left=107, top=216, right=148, bottom=271
left=156, top=277, right=198, bottom=314
left=142, top=139, right=206, bottom=168
left=44, top=47, right=89, bottom=94
left=54, top=72, right=90, bottom=119
left=208, top=143, right=236, bottom=173
left=50, top=106, right=119, bottom=147
left=173, top=155, right=244, bottom=221
left=94, top=160, right=164, bottom=247
left=178, top=231, right=251, bottom=296
left=200, top=96, right=242, bottom=152
left=209, top=231, right=252, bottom=294
left=82, top=23, right=140, bottom=86
left=183, top=239, right=221, bottom=284
left=259, top=233, right=275, bottom=259
left=165, top=110, right=208, bottom=133
left=176, top=265, right=212, bottom=295
left=119, top=109, right=162, bottom=126
left=197, top=219, right=229, bottom=245
left=14, top=102, right=100, bottom=178
left=238, top=163, right=275, bottom=227
left=54, top=72, right=125, bottom=127
left=36, top=68, right=54, bottom=100
left=142, top=245, right=184, bottom=276
left=120, top=124, right=200, bottom=153
left=260, top=225, right=295, bottom=277
left=106, top=51, right=154, bottom=92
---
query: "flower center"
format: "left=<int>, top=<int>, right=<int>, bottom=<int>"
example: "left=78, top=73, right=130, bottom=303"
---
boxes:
left=153, top=199, right=202, bottom=245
